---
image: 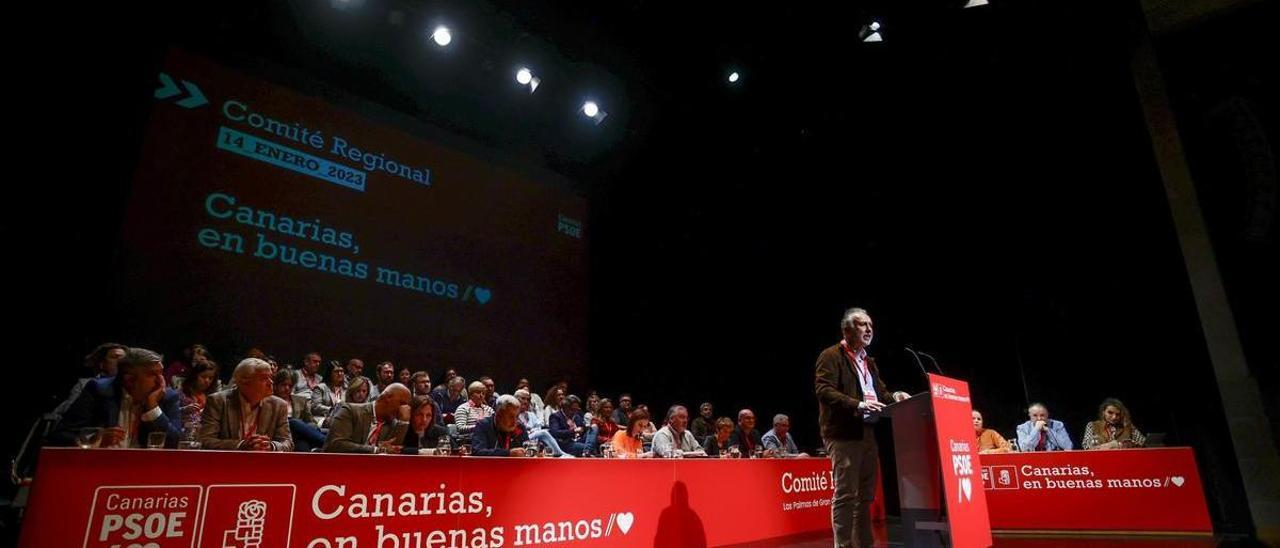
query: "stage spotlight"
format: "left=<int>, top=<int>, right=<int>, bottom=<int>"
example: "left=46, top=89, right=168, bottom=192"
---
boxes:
left=728, top=71, right=740, bottom=83
left=964, top=0, right=989, bottom=7
left=431, top=26, right=453, bottom=47
left=515, top=67, right=540, bottom=93
left=859, top=21, right=884, bottom=43
left=581, top=101, right=608, bottom=125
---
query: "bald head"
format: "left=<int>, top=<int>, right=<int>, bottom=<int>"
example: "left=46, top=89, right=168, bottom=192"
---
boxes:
left=382, top=383, right=410, bottom=400
left=375, top=383, right=412, bottom=421
left=738, top=408, right=756, bottom=431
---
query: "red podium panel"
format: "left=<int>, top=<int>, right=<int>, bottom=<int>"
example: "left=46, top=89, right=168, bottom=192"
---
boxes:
left=881, top=374, right=993, bottom=548
left=928, top=374, right=993, bottom=547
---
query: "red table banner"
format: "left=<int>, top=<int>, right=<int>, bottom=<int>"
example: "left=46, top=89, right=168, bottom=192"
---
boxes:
left=20, top=448, right=836, bottom=548
left=979, top=447, right=1212, bottom=533
left=927, top=373, right=993, bottom=548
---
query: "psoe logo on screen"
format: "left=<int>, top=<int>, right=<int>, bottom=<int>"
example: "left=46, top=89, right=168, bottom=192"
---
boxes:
left=557, top=214, right=583, bottom=239
left=83, top=484, right=202, bottom=548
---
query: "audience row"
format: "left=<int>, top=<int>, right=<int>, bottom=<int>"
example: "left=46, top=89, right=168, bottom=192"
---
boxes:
left=50, top=343, right=1149, bottom=458
left=50, top=345, right=808, bottom=458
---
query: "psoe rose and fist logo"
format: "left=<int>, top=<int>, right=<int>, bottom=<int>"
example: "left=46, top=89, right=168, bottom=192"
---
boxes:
left=82, top=484, right=296, bottom=548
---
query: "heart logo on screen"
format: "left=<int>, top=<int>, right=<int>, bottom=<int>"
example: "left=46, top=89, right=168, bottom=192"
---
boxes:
left=1171, top=476, right=1185, bottom=487
left=473, top=288, right=492, bottom=305
left=616, top=512, right=634, bottom=534
left=959, top=477, right=972, bottom=502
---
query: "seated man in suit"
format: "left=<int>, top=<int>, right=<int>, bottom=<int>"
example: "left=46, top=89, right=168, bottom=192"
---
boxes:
left=51, top=347, right=181, bottom=448
left=1016, top=402, right=1073, bottom=451
left=690, top=402, right=715, bottom=441
left=323, top=383, right=411, bottom=454
left=199, top=358, right=293, bottom=451
left=471, top=395, right=529, bottom=456
left=52, top=342, right=128, bottom=421
left=272, top=369, right=325, bottom=452
left=548, top=394, right=588, bottom=456
left=432, top=376, right=467, bottom=425
left=761, top=413, right=807, bottom=457
left=732, top=408, right=764, bottom=458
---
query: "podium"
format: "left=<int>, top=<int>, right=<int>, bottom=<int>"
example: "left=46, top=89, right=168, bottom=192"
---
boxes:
left=880, top=373, right=992, bottom=548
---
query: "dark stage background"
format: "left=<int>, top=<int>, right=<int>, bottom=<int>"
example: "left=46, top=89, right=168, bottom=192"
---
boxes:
left=8, top=0, right=1275, bottom=539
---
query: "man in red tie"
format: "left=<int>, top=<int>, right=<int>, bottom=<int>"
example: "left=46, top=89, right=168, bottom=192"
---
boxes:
left=1016, top=403, right=1073, bottom=452
left=731, top=409, right=763, bottom=458
left=815, top=308, right=911, bottom=548
left=323, top=383, right=411, bottom=453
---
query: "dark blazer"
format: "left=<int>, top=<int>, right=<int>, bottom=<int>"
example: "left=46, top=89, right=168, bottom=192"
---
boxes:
left=690, top=416, right=714, bottom=441
left=702, top=435, right=733, bottom=457
left=401, top=423, right=450, bottom=453
left=432, top=390, right=467, bottom=421
left=471, top=416, right=529, bottom=457
left=732, top=427, right=763, bottom=456
left=549, top=410, right=584, bottom=444
left=50, top=377, right=182, bottom=448
left=612, top=407, right=631, bottom=427
left=815, top=344, right=891, bottom=442
left=199, top=388, right=293, bottom=452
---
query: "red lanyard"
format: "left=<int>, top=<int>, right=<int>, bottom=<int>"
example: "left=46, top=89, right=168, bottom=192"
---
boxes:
left=502, top=426, right=523, bottom=450
left=840, top=341, right=875, bottom=396
left=128, top=411, right=141, bottom=445
left=241, top=409, right=258, bottom=440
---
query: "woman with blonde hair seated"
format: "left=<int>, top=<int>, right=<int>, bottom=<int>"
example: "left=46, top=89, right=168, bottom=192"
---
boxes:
left=1083, top=398, right=1146, bottom=450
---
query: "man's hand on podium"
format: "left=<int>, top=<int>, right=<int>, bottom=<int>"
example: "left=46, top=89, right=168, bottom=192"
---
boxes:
left=891, top=391, right=911, bottom=402
left=858, top=400, right=886, bottom=412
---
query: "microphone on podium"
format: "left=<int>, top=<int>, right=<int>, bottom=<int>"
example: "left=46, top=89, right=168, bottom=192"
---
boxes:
left=903, top=347, right=928, bottom=378
left=918, top=351, right=944, bottom=375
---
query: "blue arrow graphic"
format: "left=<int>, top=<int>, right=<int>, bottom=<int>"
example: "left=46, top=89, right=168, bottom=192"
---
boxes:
left=154, top=73, right=180, bottom=99
left=155, top=72, right=208, bottom=108
left=176, top=80, right=207, bottom=108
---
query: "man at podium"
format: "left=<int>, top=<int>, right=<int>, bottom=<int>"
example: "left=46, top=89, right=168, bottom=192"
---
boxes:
left=815, top=307, right=911, bottom=548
